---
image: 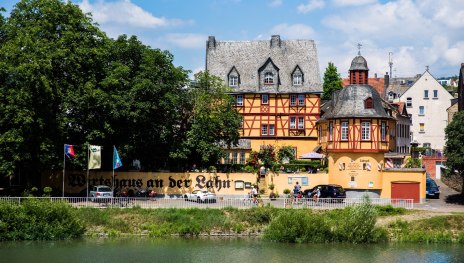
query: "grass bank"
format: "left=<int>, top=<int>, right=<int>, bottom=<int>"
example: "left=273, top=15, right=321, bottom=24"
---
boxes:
left=2, top=200, right=464, bottom=243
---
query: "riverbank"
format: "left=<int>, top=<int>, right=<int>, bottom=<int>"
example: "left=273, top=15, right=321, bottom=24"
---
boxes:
left=1, top=199, right=464, bottom=243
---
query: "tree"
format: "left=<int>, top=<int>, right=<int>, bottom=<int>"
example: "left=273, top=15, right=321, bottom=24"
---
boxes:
left=322, top=62, right=343, bottom=100
left=444, top=111, right=464, bottom=195
left=170, top=71, right=242, bottom=169
left=0, top=0, right=108, bottom=185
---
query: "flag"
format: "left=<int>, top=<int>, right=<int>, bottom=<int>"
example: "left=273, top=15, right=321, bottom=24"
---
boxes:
left=113, top=146, right=123, bottom=170
left=88, top=145, right=101, bottom=169
left=65, top=144, right=75, bottom=158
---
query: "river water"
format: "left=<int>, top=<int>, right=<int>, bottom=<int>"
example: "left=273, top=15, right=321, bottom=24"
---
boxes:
left=1, top=237, right=463, bottom=262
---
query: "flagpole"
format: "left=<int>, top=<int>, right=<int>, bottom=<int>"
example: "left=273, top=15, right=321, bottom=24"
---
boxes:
left=86, top=144, right=89, bottom=200
left=62, top=144, right=66, bottom=198
left=112, top=145, right=115, bottom=195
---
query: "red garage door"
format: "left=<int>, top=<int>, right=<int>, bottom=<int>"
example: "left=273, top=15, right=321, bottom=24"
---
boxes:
left=391, top=182, right=420, bottom=203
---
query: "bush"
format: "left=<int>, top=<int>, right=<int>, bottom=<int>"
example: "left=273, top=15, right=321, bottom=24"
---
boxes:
left=0, top=199, right=85, bottom=241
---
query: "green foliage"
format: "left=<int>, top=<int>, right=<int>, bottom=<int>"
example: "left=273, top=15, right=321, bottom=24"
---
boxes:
left=264, top=210, right=331, bottom=243
left=374, top=205, right=407, bottom=216
left=283, top=189, right=291, bottom=194
left=257, top=145, right=277, bottom=170
left=404, top=158, right=422, bottom=168
left=42, top=186, right=53, bottom=196
left=277, top=146, right=295, bottom=163
left=322, top=62, right=343, bottom=100
left=170, top=71, right=241, bottom=168
left=445, top=111, right=464, bottom=195
left=0, top=199, right=85, bottom=241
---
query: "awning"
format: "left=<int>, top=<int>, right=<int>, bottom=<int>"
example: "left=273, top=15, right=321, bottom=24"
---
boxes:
left=300, top=152, right=325, bottom=159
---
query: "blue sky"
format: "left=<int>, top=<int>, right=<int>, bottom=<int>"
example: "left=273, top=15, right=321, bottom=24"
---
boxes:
left=2, top=0, right=464, bottom=79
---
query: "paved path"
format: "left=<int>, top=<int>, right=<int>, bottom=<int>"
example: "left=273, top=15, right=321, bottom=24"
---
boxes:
left=414, top=179, right=464, bottom=212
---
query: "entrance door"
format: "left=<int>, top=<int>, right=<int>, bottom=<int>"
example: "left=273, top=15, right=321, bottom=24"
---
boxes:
left=435, top=161, right=443, bottom=179
left=391, top=182, right=420, bottom=203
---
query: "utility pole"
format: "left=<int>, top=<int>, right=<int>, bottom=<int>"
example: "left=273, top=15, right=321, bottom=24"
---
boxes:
left=389, top=52, right=393, bottom=80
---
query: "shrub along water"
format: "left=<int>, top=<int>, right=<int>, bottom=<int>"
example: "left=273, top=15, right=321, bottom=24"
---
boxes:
left=0, top=199, right=85, bottom=241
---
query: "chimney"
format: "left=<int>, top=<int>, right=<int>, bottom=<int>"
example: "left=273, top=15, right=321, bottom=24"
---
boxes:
left=207, top=36, right=216, bottom=49
left=384, top=72, right=389, bottom=91
left=374, top=73, right=378, bottom=79
left=271, top=35, right=281, bottom=48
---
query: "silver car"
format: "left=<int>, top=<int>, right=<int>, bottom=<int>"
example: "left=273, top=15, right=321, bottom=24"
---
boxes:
left=89, top=185, right=113, bottom=202
left=184, top=190, right=217, bottom=203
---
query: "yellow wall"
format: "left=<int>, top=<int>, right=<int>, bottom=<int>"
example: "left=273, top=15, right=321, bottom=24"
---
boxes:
left=44, top=170, right=328, bottom=196
left=380, top=169, right=426, bottom=199
left=328, top=152, right=385, bottom=190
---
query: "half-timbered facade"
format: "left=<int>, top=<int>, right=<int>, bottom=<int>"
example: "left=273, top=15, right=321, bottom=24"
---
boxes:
left=317, top=52, right=400, bottom=197
left=205, top=35, right=322, bottom=162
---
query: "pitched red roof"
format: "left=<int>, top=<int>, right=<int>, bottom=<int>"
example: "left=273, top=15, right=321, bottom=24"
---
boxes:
left=342, top=77, right=385, bottom=98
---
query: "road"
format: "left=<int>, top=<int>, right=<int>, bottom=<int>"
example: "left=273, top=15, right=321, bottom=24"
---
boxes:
left=414, top=179, right=464, bottom=213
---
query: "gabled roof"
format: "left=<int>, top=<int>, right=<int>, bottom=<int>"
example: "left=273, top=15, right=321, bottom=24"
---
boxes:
left=205, top=35, right=322, bottom=93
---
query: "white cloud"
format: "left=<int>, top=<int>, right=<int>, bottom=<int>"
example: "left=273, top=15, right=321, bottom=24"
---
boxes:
left=270, top=23, right=316, bottom=39
left=164, top=33, right=207, bottom=49
left=297, top=0, right=325, bottom=14
left=444, top=42, right=464, bottom=65
left=269, top=0, right=283, bottom=7
left=78, top=0, right=188, bottom=29
left=332, top=0, right=376, bottom=6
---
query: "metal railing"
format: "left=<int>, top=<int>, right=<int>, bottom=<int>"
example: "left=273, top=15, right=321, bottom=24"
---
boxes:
left=0, top=196, right=414, bottom=209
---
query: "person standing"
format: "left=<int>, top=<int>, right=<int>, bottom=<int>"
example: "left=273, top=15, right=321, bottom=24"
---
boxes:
left=293, top=181, right=301, bottom=195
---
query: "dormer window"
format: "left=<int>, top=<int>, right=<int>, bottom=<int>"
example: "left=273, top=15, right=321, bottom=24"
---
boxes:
left=364, top=97, right=373, bottom=109
left=293, top=73, right=302, bottom=85
left=229, top=75, right=238, bottom=87
left=292, top=66, right=304, bottom=86
left=228, top=66, right=240, bottom=88
left=264, top=72, right=274, bottom=84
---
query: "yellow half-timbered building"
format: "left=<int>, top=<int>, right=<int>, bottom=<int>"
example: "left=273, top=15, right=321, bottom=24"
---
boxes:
left=205, top=35, right=323, bottom=162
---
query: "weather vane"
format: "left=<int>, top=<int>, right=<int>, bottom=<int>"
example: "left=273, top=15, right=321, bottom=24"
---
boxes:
left=357, top=43, right=362, bottom=55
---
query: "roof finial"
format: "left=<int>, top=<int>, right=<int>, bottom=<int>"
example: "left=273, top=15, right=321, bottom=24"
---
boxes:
left=426, top=65, right=429, bottom=71
left=357, top=43, right=362, bottom=55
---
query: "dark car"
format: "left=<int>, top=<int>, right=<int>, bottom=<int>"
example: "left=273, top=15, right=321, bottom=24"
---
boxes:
left=426, top=178, right=440, bottom=199
left=303, top=184, right=347, bottom=201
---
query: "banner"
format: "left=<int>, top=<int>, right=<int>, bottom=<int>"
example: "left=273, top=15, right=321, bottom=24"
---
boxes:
left=88, top=145, right=101, bottom=169
left=65, top=144, right=75, bottom=158
left=113, top=146, right=123, bottom=170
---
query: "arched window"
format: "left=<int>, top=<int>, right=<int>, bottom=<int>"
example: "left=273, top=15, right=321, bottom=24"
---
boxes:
left=364, top=97, right=373, bottom=109
left=264, top=72, right=274, bottom=84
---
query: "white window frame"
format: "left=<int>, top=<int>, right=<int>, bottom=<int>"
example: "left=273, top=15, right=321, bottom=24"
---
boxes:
left=240, top=151, right=245, bottom=164
left=261, top=124, right=268, bottom=135
left=406, top=97, right=412, bottom=108
left=419, top=123, right=425, bottom=132
left=261, top=94, right=269, bottom=105
left=341, top=121, right=348, bottom=141
left=381, top=122, right=386, bottom=141
left=264, top=72, right=274, bottom=84
left=419, top=106, right=424, bottom=115
left=298, top=94, right=305, bottom=106
left=298, top=117, right=304, bottom=129
left=293, top=73, right=302, bottom=85
left=424, top=90, right=429, bottom=99
left=290, top=95, right=297, bottom=106
left=433, top=90, right=438, bottom=98
left=269, top=124, right=275, bottom=135
left=232, top=152, right=238, bottom=164
left=290, top=117, right=296, bottom=129
left=236, top=95, right=243, bottom=106
left=361, top=122, right=371, bottom=140
left=229, top=75, right=238, bottom=87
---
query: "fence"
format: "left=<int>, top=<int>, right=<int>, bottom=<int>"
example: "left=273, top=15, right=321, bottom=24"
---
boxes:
left=0, top=196, right=414, bottom=210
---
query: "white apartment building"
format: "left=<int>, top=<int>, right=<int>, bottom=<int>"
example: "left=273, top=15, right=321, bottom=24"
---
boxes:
left=399, top=70, right=453, bottom=150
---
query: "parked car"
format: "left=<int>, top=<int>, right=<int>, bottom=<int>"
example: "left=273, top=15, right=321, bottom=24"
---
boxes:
left=184, top=190, right=217, bottom=203
left=89, top=185, right=113, bottom=202
left=426, top=178, right=440, bottom=199
left=303, top=184, right=346, bottom=202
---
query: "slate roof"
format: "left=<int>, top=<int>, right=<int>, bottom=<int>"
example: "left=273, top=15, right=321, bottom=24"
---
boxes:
left=342, top=77, right=385, bottom=98
left=319, top=84, right=393, bottom=120
left=205, top=35, right=322, bottom=93
left=349, top=55, right=369, bottom=71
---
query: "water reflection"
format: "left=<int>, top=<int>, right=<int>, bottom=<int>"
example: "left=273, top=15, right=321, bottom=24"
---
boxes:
left=1, top=238, right=463, bottom=263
